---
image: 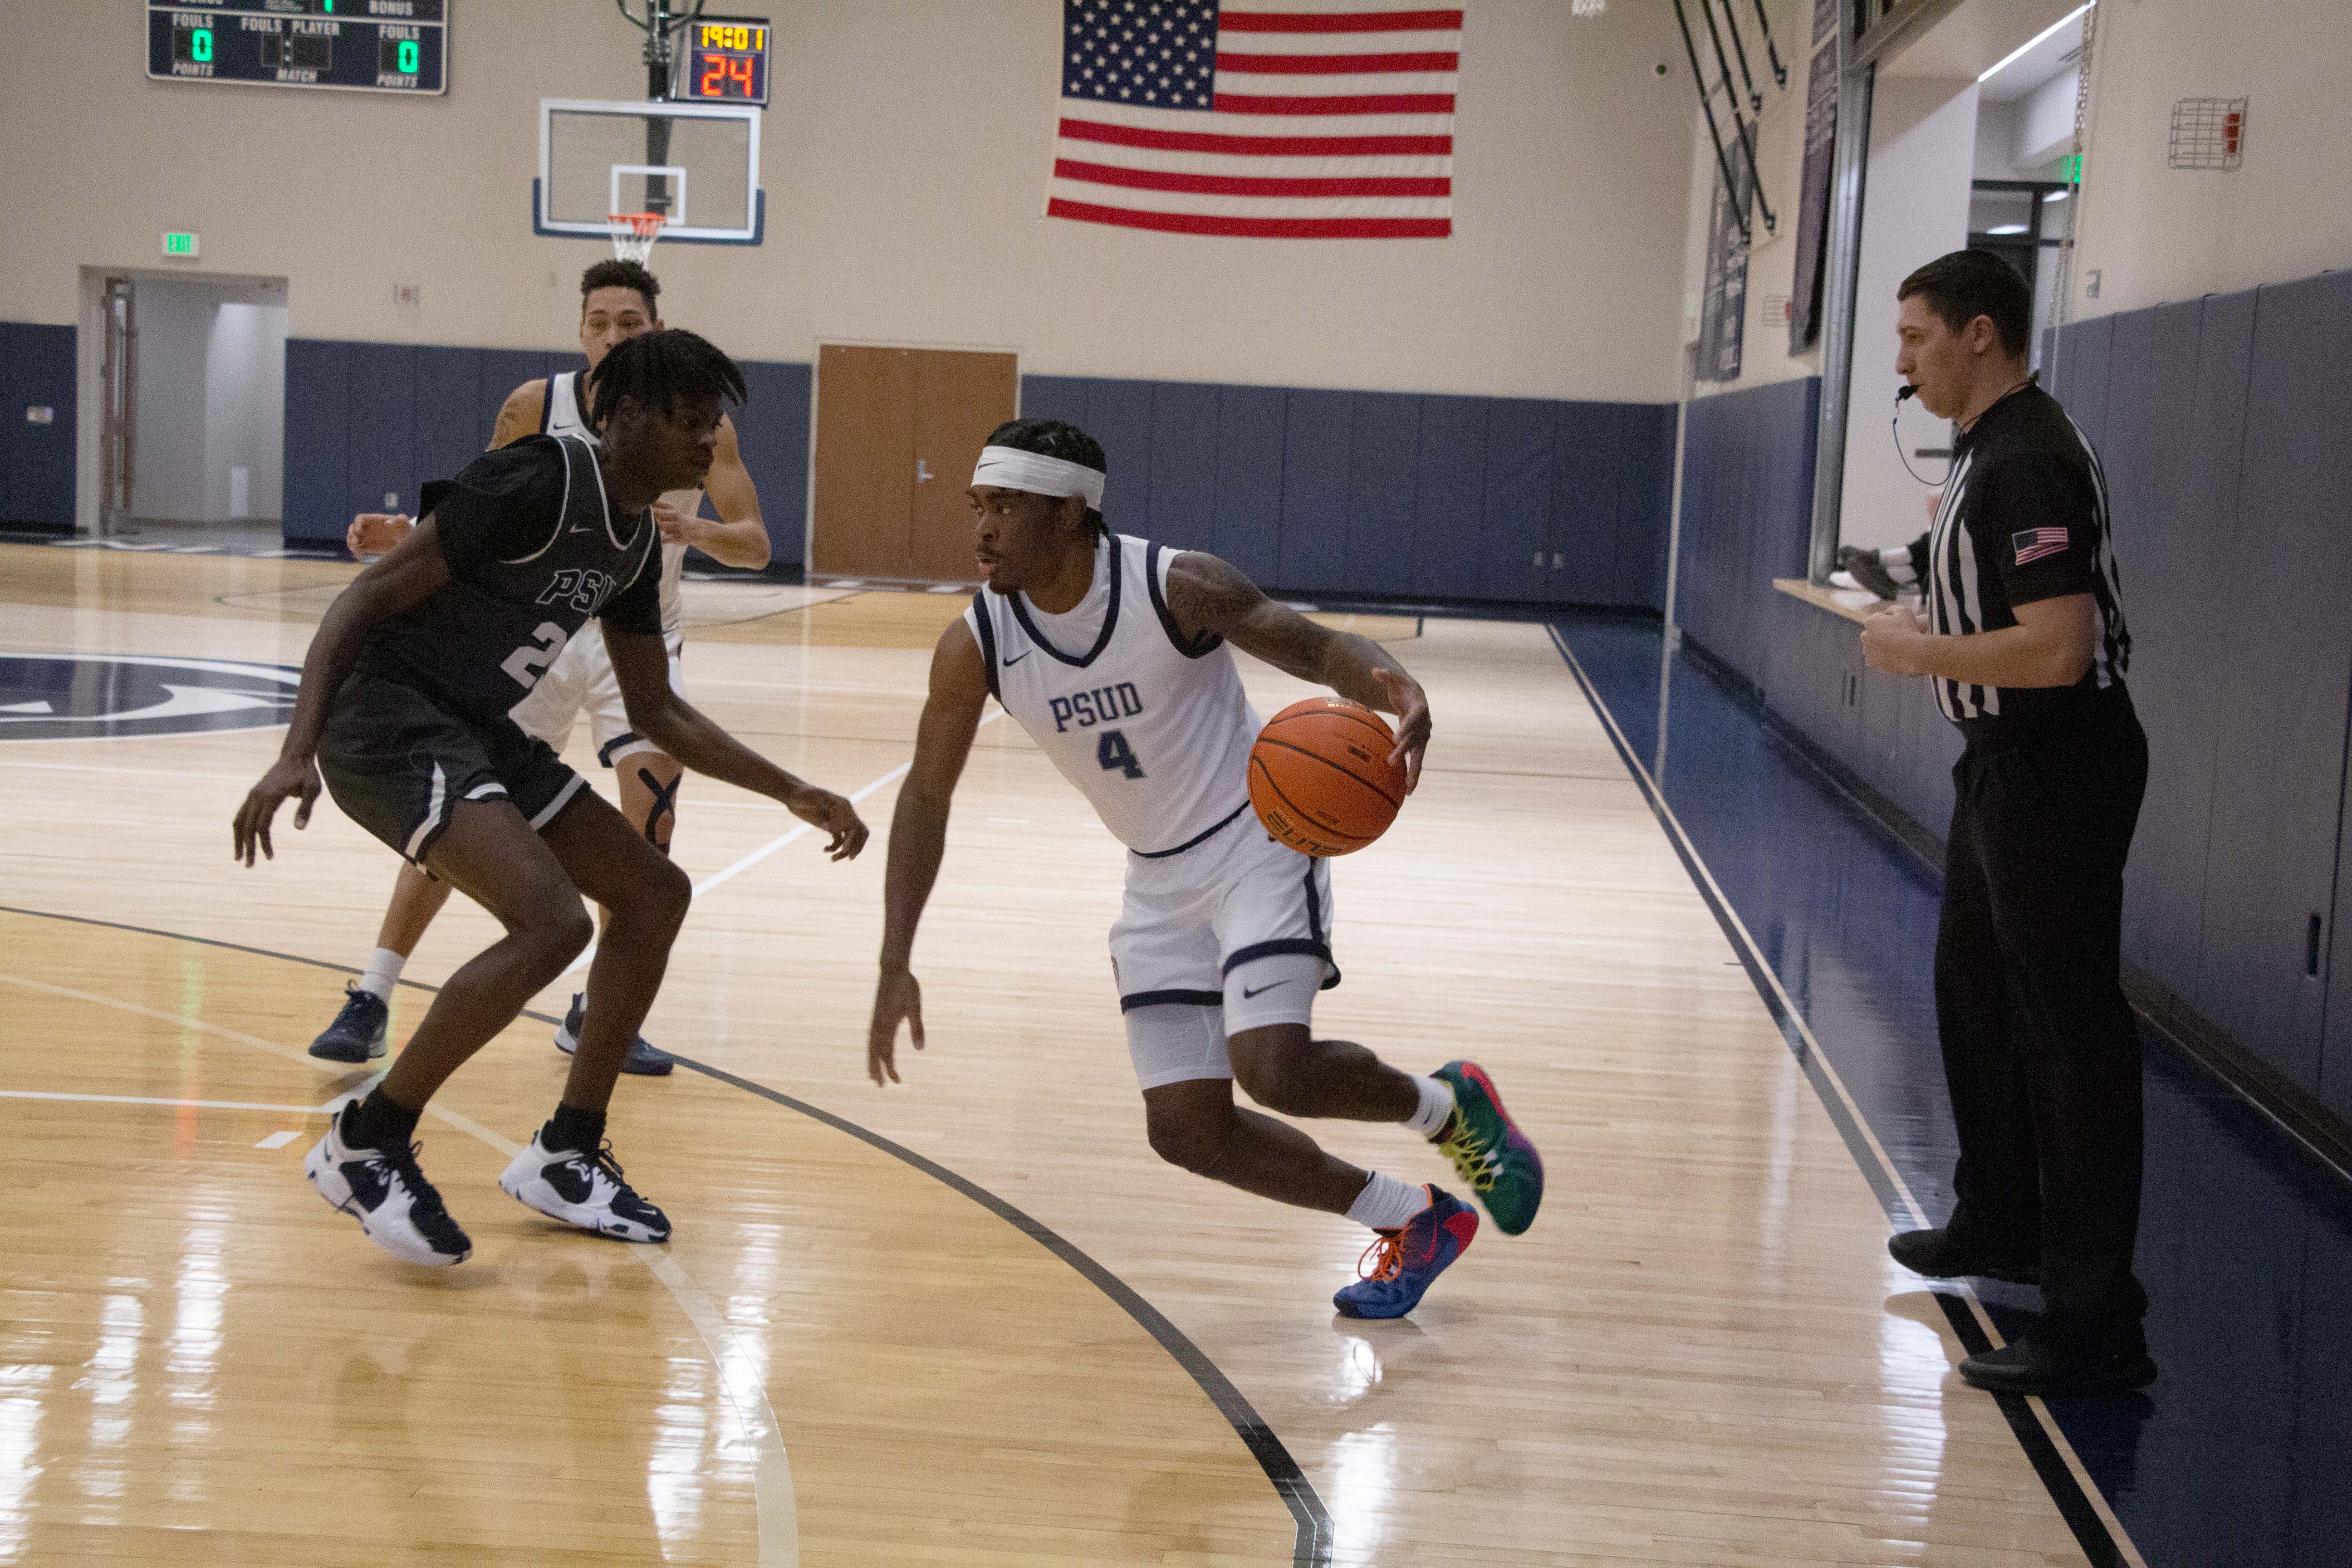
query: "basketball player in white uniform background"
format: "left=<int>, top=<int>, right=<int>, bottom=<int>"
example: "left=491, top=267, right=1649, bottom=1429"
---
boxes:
left=312, top=260, right=771, bottom=1074
left=867, top=419, right=1546, bottom=1319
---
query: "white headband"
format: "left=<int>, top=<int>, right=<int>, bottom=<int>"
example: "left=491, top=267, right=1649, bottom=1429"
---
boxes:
left=971, top=446, right=1105, bottom=510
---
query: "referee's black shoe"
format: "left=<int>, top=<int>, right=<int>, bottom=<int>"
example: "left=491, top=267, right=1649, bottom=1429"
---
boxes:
left=1960, top=1330, right=2156, bottom=1396
left=1888, top=1226, right=2040, bottom=1286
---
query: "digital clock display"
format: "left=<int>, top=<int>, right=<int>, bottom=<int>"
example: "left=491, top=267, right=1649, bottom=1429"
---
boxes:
left=679, top=18, right=770, bottom=107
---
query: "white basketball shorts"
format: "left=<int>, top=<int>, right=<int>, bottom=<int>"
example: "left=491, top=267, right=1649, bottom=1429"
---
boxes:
left=507, top=626, right=685, bottom=769
left=1109, top=807, right=1340, bottom=1090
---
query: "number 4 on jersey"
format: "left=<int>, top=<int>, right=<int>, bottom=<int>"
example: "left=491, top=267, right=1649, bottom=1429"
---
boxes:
left=1097, top=728, right=1145, bottom=779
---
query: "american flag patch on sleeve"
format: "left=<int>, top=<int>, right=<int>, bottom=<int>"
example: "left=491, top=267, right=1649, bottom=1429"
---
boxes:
left=2011, top=527, right=2071, bottom=566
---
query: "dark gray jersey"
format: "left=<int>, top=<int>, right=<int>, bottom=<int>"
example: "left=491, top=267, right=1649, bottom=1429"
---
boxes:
left=360, top=433, right=660, bottom=731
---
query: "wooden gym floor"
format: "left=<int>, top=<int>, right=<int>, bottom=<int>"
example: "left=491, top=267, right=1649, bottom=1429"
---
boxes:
left=0, top=543, right=2093, bottom=1564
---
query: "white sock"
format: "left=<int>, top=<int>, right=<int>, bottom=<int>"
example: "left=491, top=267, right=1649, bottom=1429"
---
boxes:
left=1403, top=1074, right=1455, bottom=1139
left=1879, top=548, right=1919, bottom=584
left=1346, top=1171, right=1432, bottom=1232
left=356, top=947, right=406, bottom=1003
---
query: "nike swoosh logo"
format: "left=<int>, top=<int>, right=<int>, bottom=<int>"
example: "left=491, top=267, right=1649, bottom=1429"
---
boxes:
left=1241, top=979, right=1296, bottom=1000
left=1002, top=649, right=1032, bottom=667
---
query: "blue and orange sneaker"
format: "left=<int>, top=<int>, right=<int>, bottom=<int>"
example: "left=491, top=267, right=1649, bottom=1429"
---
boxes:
left=1433, top=1060, right=1544, bottom=1235
left=1332, top=1185, right=1478, bottom=1320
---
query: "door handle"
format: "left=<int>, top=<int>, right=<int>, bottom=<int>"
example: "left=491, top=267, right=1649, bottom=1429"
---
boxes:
left=916, top=458, right=934, bottom=483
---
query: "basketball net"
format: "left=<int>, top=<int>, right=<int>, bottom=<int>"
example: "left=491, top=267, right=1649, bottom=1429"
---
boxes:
left=606, top=212, right=666, bottom=265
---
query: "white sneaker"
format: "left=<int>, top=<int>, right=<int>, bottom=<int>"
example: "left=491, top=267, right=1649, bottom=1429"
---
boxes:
left=498, top=1133, right=671, bottom=1243
left=304, top=1102, right=472, bottom=1266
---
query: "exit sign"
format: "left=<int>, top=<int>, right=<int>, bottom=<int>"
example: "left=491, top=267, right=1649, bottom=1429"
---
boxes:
left=162, top=231, right=200, bottom=258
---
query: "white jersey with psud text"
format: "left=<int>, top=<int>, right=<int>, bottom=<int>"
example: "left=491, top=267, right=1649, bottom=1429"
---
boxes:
left=965, top=534, right=1260, bottom=857
left=543, top=370, right=691, bottom=640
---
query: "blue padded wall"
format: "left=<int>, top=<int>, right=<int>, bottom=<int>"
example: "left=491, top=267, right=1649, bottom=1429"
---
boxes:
left=735, top=359, right=810, bottom=567
left=1012, top=372, right=1676, bottom=608
left=2105, top=296, right=2231, bottom=1017
left=0, top=323, right=77, bottom=530
left=2198, top=270, right=2352, bottom=1094
left=1672, top=376, right=1822, bottom=687
left=282, top=339, right=811, bottom=561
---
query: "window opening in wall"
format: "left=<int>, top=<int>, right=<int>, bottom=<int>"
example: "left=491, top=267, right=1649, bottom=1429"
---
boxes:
left=1968, top=180, right=2066, bottom=373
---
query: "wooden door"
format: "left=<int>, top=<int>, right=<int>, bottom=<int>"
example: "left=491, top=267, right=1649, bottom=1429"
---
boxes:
left=811, top=345, right=1016, bottom=582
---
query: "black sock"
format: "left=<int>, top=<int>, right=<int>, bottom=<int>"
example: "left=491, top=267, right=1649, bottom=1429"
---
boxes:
left=544, top=1101, right=607, bottom=1155
left=347, top=1087, right=421, bottom=1152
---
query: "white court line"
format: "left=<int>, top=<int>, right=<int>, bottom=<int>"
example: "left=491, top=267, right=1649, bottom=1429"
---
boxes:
left=10, top=973, right=799, bottom=1568
left=255, top=1130, right=301, bottom=1149
left=1548, top=628, right=2151, bottom=1568
left=0, top=1089, right=326, bottom=1115
left=559, top=710, right=1004, bottom=976
left=412, top=1102, right=799, bottom=1568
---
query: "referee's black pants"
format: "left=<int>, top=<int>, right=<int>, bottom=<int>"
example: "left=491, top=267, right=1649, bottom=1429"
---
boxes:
left=1935, top=684, right=2149, bottom=1341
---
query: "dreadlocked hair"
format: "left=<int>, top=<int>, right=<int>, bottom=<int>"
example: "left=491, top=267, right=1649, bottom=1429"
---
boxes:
left=986, top=417, right=1108, bottom=538
left=580, top=259, right=659, bottom=315
left=587, top=329, right=747, bottom=431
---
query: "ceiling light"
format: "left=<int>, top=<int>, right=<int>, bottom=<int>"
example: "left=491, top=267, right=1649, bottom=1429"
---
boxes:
left=2043, top=189, right=2068, bottom=201
left=1987, top=224, right=2028, bottom=235
left=1979, top=3, right=2091, bottom=86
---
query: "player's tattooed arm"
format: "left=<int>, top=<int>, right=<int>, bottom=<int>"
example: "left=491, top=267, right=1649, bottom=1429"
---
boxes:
left=869, top=620, right=991, bottom=1085
left=658, top=415, right=772, bottom=569
left=1164, top=550, right=1433, bottom=792
left=232, top=516, right=456, bottom=865
left=487, top=380, right=547, bottom=450
left=601, top=626, right=868, bottom=861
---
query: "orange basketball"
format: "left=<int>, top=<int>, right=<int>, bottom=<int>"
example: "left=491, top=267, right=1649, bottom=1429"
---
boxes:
left=1247, top=697, right=1408, bottom=857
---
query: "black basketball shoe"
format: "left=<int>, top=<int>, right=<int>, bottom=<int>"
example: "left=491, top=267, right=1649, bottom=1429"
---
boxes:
left=309, top=983, right=389, bottom=1063
left=554, top=992, right=675, bottom=1076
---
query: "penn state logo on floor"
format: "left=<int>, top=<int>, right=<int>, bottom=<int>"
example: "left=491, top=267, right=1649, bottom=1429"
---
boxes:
left=0, top=653, right=299, bottom=742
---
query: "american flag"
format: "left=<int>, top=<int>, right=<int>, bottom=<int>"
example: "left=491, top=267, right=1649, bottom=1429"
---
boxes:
left=2010, top=526, right=2071, bottom=566
left=1047, top=0, right=1462, bottom=239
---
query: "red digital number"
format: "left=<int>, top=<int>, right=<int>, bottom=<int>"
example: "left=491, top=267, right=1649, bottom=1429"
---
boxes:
left=700, top=54, right=726, bottom=96
left=729, top=56, right=755, bottom=97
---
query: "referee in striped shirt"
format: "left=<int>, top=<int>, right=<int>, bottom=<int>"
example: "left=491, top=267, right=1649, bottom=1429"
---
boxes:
left=1859, top=249, right=2153, bottom=1396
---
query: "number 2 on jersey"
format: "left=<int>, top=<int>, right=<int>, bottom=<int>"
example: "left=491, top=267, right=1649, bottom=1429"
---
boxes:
left=1097, top=728, right=1145, bottom=780
left=500, top=622, right=569, bottom=691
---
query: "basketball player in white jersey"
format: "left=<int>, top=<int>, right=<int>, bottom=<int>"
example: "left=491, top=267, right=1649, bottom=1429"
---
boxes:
left=867, top=420, right=1545, bottom=1319
left=312, top=260, right=769, bottom=1074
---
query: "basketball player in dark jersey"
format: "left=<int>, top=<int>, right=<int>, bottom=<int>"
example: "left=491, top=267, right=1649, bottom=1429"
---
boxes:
left=233, top=330, right=868, bottom=1267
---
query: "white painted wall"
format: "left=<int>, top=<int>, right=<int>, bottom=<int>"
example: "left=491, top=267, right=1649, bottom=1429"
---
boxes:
left=2073, top=0, right=2352, bottom=318
left=1839, top=78, right=1980, bottom=554
left=127, top=279, right=285, bottom=523
left=205, top=302, right=286, bottom=521
left=2013, top=66, right=2078, bottom=171
left=128, top=281, right=212, bottom=521
left=0, top=2, right=1698, bottom=403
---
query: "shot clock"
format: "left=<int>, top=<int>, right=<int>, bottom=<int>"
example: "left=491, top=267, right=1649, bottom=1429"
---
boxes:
left=676, top=17, right=771, bottom=108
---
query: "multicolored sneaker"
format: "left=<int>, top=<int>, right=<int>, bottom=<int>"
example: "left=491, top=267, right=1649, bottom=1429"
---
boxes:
left=1332, top=1185, right=1478, bottom=1320
left=1432, top=1060, right=1544, bottom=1235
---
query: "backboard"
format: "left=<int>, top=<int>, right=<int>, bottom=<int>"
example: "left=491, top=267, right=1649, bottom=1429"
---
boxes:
left=534, top=99, right=764, bottom=246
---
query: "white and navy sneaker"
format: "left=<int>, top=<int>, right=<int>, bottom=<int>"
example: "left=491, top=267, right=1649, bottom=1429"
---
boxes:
left=498, top=1134, right=671, bottom=1243
left=554, top=992, right=675, bottom=1076
left=304, top=1103, right=472, bottom=1266
left=309, top=983, right=389, bottom=1063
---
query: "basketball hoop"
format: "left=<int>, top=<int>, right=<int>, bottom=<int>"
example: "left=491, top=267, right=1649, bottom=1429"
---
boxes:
left=606, top=211, right=666, bottom=265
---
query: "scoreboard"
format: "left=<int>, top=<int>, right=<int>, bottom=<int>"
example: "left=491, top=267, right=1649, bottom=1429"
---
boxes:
left=675, top=17, right=769, bottom=108
left=148, top=2, right=448, bottom=96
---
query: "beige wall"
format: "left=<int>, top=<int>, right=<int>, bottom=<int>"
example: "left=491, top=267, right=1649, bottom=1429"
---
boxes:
left=1, top=2, right=1696, bottom=402
left=1676, top=0, right=1824, bottom=401
left=2075, top=0, right=2352, bottom=318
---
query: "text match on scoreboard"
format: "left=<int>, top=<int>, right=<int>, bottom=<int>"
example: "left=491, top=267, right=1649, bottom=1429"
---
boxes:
left=148, top=2, right=449, bottom=97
